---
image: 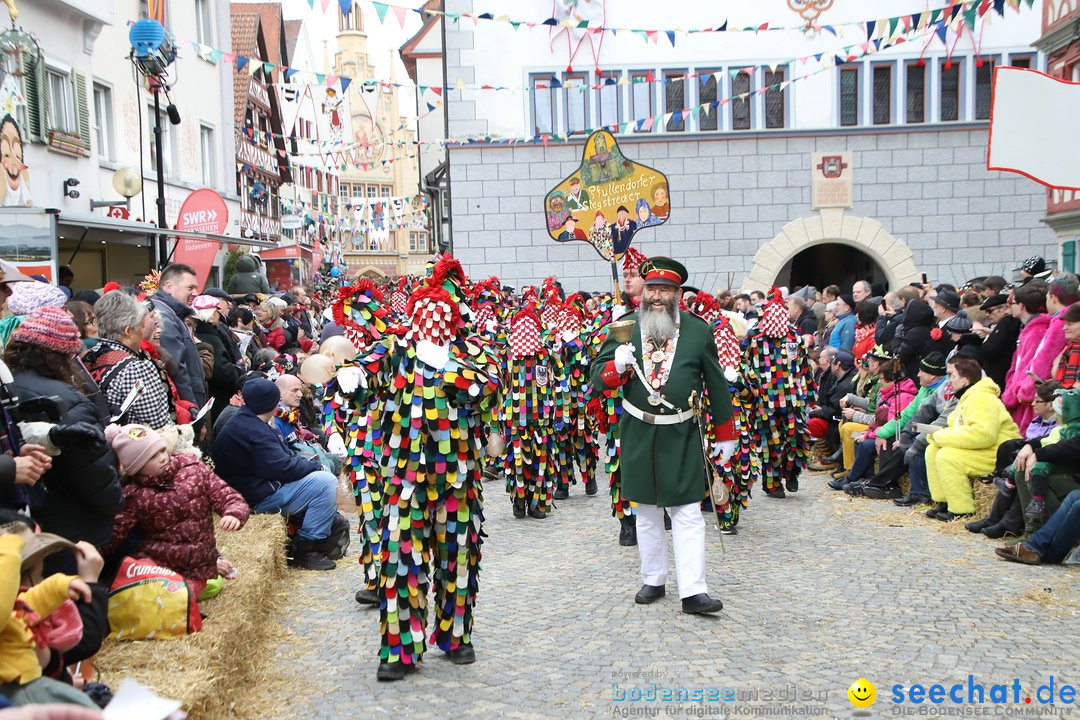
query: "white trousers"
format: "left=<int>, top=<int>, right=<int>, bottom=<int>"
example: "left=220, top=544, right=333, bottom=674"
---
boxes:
left=636, top=502, right=707, bottom=599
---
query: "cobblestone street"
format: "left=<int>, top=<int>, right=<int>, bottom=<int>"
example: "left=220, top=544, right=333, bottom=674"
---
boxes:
left=265, top=470, right=1080, bottom=719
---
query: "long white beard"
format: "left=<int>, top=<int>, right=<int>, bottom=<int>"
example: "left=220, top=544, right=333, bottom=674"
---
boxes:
left=640, top=301, right=677, bottom=344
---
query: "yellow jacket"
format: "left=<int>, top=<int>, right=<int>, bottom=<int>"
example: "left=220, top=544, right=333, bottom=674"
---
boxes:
left=0, top=534, right=78, bottom=685
left=933, top=377, right=1021, bottom=451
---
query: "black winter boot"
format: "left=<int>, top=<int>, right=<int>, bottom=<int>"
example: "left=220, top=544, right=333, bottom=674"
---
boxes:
left=619, top=515, right=637, bottom=546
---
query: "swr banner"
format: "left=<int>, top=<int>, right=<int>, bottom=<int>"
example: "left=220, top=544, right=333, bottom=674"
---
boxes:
left=175, top=189, right=228, bottom=290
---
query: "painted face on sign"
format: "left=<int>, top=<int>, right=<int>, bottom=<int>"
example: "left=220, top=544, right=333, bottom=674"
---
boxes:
left=653, top=185, right=667, bottom=206
left=1, top=116, right=25, bottom=188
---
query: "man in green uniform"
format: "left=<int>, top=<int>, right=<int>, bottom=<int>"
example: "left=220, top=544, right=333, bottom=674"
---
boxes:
left=592, top=257, right=736, bottom=614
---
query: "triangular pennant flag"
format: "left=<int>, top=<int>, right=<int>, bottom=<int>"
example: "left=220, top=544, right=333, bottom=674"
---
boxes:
left=665, top=30, right=675, bottom=46
left=372, top=2, right=388, bottom=23
left=236, top=56, right=249, bottom=72
left=338, top=0, right=352, bottom=16
left=866, top=20, right=876, bottom=39
left=340, top=77, right=351, bottom=92
left=392, top=5, right=408, bottom=26
left=935, top=22, right=948, bottom=46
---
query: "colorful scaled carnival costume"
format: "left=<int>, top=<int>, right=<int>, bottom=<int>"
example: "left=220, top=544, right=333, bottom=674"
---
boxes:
left=742, top=290, right=814, bottom=497
left=342, top=260, right=500, bottom=681
left=500, top=304, right=556, bottom=518
left=322, top=279, right=393, bottom=603
left=558, top=296, right=598, bottom=496
left=689, top=293, right=760, bottom=533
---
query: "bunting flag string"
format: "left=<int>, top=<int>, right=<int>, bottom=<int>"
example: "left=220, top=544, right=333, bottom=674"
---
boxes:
left=323, top=0, right=1032, bottom=39
left=150, top=0, right=1031, bottom=96
left=281, top=192, right=432, bottom=236
left=236, top=15, right=968, bottom=157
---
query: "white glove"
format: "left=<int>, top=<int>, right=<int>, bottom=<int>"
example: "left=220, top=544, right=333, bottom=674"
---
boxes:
left=612, top=305, right=628, bottom=322
left=711, top=440, right=737, bottom=463
left=613, top=343, right=635, bottom=374
left=336, top=365, right=367, bottom=394
left=326, top=432, right=347, bottom=456
left=18, top=421, right=60, bottom=456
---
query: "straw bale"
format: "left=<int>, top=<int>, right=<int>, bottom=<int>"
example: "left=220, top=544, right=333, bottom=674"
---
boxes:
left=95, top=514, right=287, bottom=718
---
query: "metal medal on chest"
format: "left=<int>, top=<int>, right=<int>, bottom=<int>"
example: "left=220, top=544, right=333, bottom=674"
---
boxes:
left=651, top=377, right=662, bottom=389
left=647, top=393, right=662, bottom=407
left=650, top=349, right=666, bottom=363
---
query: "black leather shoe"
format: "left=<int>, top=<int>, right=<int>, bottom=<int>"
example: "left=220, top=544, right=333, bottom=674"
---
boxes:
left=528, top=507, right=548, bottom=519
left=785, top=476, right=799, bottom=493
left=355, top=588, right=379, bottom=605
left=447, top=644, right=476, bottom=665
left=843, top=481, right=866, bottom=496
left=894, top=494, right=930, bottom=507
left=982, top=523, right=1020, bottom=539
left=828, top=477, right=848, bottom=490
left=681, top=593, right=723, bottom=614
left=634, top=584, right=665, bottom=604
left=553, top=487, right=569, bottom=500
left=936, top=511, right=973, bottom=522
left=719, top=525, right=737, bottom=535
left=964, top=517, right=993, bottom=533
left=925, top=502, right=948, bottom=519
left=376, top=662, right=414, bottom=681
left=619, top=516, right=637, bottom=546
left=765, top=488, right=786, bottom=498
left=585, top=477, right=597, bottom=495
left=512, top=501, right=526, bottom=519
left=863, top=485, right=902, bottom=500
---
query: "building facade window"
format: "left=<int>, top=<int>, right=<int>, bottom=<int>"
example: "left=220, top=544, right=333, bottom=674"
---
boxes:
left=148, top=103, right=174, bottom=176
left=46, top=67, right=76, bottom=133
left=731, top=69, right=752, bottom=130
left=872, top=64, right=893, bottom=125
left=595, top=72, right=622, bottom=129
left=905, top=62, right=926, bottom=123
left=409, top=231, right=429, bottom=253
left=92, top=82, right=113, bottom=161
left=194, top=0, right=213, bottom=45
left=664, top=71, right=686, bottom=132
left=698, top=71, right=719, bottom=131
left=1008, top=54, right=1033, bottom=69
left=974, top=56, right=997, bottom=120
left=630, top=72, right=653, bottom=132
left=530, top=74, right=556, bottom=135
left=200, top=125, right=215, bottom=186
left=763, top=67, right=786, bottom=129
left=940, top=59, right=961, bottom=121
left=839, top=66, right=859, bottom=126
left=565, top=72, right=588, bottom=135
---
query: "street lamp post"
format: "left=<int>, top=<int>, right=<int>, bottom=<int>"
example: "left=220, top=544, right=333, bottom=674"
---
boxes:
left=152, top=82, right=168, bottom=267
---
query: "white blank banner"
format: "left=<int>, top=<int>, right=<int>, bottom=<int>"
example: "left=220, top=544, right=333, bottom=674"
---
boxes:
left=987, top=67, right=1080, bottom=191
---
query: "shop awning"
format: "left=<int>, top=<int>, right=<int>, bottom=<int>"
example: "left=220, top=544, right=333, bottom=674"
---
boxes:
left=258, top=243, right=314, bottom=260
left=55, top=210, right=277, bottom=249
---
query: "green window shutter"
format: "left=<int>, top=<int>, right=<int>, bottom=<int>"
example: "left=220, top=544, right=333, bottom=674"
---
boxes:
left=1063, top=240, right=1076, bottom=275
left=73, top=71, right=91, bottom=156
left=20, top=55, right=45, bottom=142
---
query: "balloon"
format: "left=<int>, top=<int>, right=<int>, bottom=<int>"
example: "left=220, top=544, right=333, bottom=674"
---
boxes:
left=299, top=353, right=335, bottom=386
left=320, top=335, right=358, bottom=364
left=485, top=433, right=507, bottom=458
left=330, top=267, right=341, bottom=277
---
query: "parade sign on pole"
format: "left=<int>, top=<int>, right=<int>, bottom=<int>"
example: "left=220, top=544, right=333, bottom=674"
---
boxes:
left=544, top=130, right=669, bottom=296
left=987, top=67, right=1080, bottom=191
left=175, top=188, right=229, bottom=290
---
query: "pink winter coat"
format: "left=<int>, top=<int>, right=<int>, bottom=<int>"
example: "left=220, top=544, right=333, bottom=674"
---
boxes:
left=104, top=455, right=250, bottom=581
left=1002, top=312, right=1054, bottom=434
left=866, top=378, right=917, bottom=440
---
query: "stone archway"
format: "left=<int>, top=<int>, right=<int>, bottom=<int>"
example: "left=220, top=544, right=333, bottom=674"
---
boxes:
left=354, top=266, right=387, bottom=278
left=742, top=209, right=921, bottom=292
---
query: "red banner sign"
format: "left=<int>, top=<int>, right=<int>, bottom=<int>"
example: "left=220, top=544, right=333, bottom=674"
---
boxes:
left=175, top=189, right=228, bottom=290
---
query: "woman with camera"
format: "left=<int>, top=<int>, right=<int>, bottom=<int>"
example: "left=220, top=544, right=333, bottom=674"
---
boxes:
left=3, top=307, right=121, bottom=575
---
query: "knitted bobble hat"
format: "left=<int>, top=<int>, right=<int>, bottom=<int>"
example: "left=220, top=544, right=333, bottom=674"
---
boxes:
left=11, top=306, right=82, bottom=356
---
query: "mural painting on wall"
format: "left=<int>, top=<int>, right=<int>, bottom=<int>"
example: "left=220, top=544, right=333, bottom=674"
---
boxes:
left=0, top=114, right=31, bottom=207
left=544, top=129, right=669, bottom=262
left=549, top=0, right=606, bottom=73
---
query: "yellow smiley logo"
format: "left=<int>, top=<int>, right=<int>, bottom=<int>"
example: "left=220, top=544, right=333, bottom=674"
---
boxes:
left=848, top=678, right=876, bottom=708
